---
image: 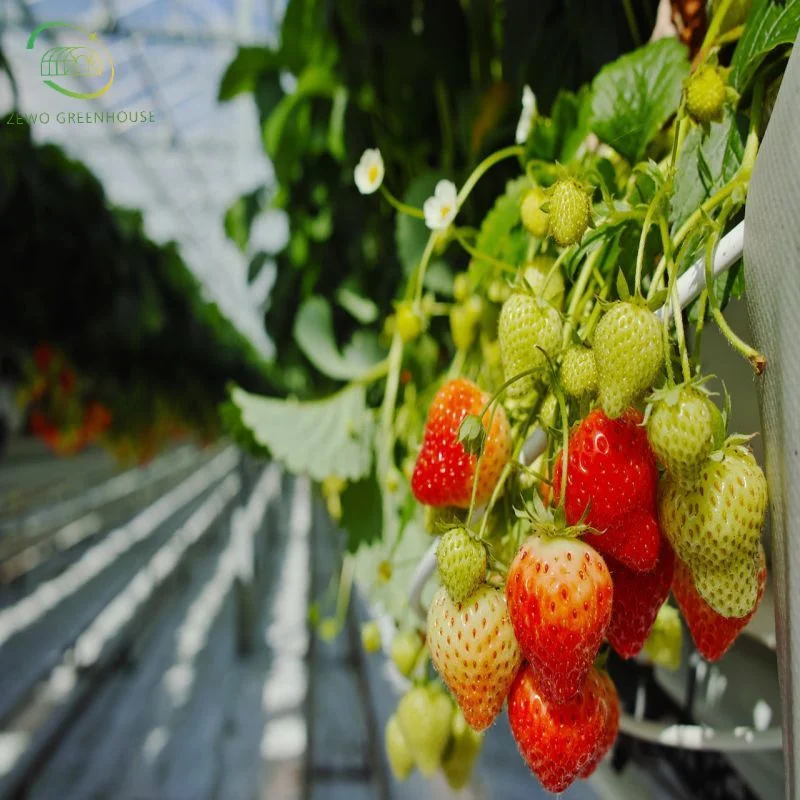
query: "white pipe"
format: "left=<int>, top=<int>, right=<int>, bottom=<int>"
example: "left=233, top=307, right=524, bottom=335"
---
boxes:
left=409, top=538, right=439, bottom=621
left=515, top=221, right=746, bottom=467
left=618, top=714, right=782, bottom=751
left=656, top=220, right=745, bottom=321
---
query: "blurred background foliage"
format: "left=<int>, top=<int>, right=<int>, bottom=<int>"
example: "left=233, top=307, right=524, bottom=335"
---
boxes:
left=0, top=119, right=273, bottom=462
left=218, top=0, right=662, bottom=397
left=0, top=0, right=665, bottom=460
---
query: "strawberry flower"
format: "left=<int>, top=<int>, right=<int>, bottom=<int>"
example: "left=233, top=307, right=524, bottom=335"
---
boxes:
left=515, top=85, right=537, bottom=145
left=423, top=179, right=458, bottom=231
left=354, top=148, right=385, bottom=195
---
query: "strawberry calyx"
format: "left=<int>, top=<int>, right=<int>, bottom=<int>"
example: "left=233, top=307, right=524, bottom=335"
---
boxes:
left=515, top=493, right=597, bottom=540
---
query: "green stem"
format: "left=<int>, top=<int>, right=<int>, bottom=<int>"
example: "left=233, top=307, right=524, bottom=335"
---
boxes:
left=380, top=185, right=424, bottom=219
left=622, top=0, right=642, bottom=46
left=711, top=306, right=766, bottom=374
left=412, top=232, right=439, bottom=305
left=691, top=290, right=708, bottom=370
left=562, top=244, right=602, bottom=347
left=660, top=215, right=691, bottom=383
left=378, top=333, right=404, bottom=537
left=454, top=230, right=518, bottom=276
left=457, top=145, right=524, bottom=206
left=435, top=79, right=455, bottom=172
left=353, top=358, right=391, bottom=386
left=702, top=0, right=736, bottom=52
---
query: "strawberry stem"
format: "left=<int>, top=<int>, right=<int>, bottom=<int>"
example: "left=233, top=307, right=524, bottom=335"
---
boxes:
left=379, top=184, right=425, bottom=219
left=660, top=215, right=692, bottom=384
left=453, top=229, right=518, bottom=276
left=562, top=242, right=603, bottom=347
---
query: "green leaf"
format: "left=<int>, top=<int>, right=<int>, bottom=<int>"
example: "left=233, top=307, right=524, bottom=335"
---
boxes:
left=525, top=87, right=592, bottom=163
left=590, top=38, right=690, bottom=162
left=395, top=172, right=445, bottom=275
left=336, top=285, right=379, bottom=324
left=730, top=0, right=800, bottom=92
left=263, top=66, right=338, bottom=159
left=293, top=296, right=382, bottom=380
left=219, top=398, right=271, bottom=459
left=218, top=47, right=279, bottom=101
left=670, top=110, right=745, bottom=229
left=230, top=384, right=374, bottom=482
left=469, top=176, right=530, bottom=286
left=340, top=470, right=382, bottom=551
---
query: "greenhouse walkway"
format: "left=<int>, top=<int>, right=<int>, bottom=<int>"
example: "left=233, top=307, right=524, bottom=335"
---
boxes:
left=0, top=442, right=659, bottom=799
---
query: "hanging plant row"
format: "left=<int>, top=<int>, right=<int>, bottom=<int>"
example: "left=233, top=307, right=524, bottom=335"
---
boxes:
left=227, top=0, right=798, bottom=790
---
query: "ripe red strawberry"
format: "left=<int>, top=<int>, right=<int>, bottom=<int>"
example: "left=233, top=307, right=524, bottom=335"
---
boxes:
left=506, top=533, right=612, bottom=703
left=411, top=379, right=512, bottom=508
left=427, top=585, right=522, bottom=731
left=672, top=550, right=767, bottom=662
left=553, top=408, right=661, bottom=572
left=606, top=539, right=674, bottom=659
left=579, top=669, right=620, bottom=779
left=508, top=664, right=615, bottom=793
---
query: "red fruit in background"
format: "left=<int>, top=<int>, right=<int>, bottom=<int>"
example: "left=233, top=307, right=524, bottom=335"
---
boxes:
left=579, top=669, right=621, bottom=779
left=506, top=534, right=612, bottom=703
left=606, top=539, right=675, bottom=659
left=33, top=344, right=54, bottom=373
left=83, top=402, right=112, bottom=437
left=59, top=368, right=77, bottom=395
left=411, top=378, right=512, bottom=508
left=553, top=408, right=661, bottom=572
left=672, top=550, right=767, bottom=662
left=508, top=663, right=616, bottom=793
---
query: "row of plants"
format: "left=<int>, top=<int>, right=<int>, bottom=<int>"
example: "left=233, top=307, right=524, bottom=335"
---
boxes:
left=0, top=112, right=274, bottom=462
left=225, top=0, right=798, bottom=791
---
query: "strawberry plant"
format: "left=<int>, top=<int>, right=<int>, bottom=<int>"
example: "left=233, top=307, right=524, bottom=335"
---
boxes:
left=227, top=0, right=800, bottom=791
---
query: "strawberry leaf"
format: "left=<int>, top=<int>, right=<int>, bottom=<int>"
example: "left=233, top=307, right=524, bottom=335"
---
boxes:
left=590, top=38, right=689, bottom=163
left=229, top=383, right=374, bottom=481
left=670, top=109, right=745, bottom=231
left=730, top=0, right=800, bottom=92
left=293, top=296, right=384, bottom=381
left=340, top=469, right=383, bottom=552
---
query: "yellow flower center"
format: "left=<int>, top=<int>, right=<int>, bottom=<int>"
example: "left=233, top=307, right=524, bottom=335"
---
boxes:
left=368, top=164, right=379, bottom=183
left=440, top=204, right=451, bottom=220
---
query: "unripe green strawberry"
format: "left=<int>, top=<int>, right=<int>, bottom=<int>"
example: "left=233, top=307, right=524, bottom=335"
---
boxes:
left=391, top=630, right=422, bottom=676
left=488, top=278, right=511, bottom=304
left=450, top=304, right=477, bottom=351
left=538, top=393, right=558, bottom=428
left=385, top=714, right=415, bottom=780
left=594, top=301, right=663, bottom=418
left=441, top=709, right=483, bottom=790
left=453, top=272, right=471, bottom=303
left=548, top=178, right=591, bottom=246
left=658, top=444, right=767, bottom=617
left=521, top=186, right=549, bottom=238
left=647, top=386, right=717, bottom=484
left=686, top=65, right=727, bottom=125
left=396, top=685, right=453, bottom=776
left=524, top=256, right=565, bottom=309
left=436, top=528, right=487, bottom=603
left=642, top=604, right=682, bottom=671
left=560, top=345, right=598, bottom=399
left=361, top=621, right=382, bottom=653
left=498, top=293, right=563, bottom=400
left=395, top=302, right=423, bottom=342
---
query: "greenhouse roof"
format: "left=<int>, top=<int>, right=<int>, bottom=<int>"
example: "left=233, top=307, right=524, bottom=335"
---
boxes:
left=1, top=0, right=281, bottom=358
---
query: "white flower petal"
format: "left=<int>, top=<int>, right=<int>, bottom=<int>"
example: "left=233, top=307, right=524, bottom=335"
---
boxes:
left=515, top=85, right=537, bottom=145
left=354, top=148, right=384, bottom=194
left=423, top=180, right=458, bottom=230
